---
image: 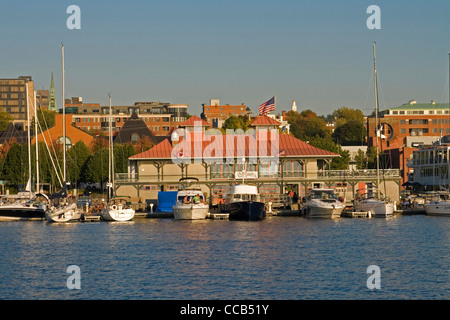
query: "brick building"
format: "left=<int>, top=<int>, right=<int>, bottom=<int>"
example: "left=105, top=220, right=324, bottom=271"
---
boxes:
left=66, top=100, right=188, bottom=136
left=201, top=99, right=251, bottom=128
left=367, top=100, right=449, bottom=186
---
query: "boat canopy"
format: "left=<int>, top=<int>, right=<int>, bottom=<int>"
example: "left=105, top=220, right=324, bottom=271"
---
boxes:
left=156, top=191, right=178, bottom=212
left=229, top=184, right=258, bottom=195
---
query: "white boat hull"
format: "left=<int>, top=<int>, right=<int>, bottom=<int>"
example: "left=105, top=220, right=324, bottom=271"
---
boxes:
left=303, top=203, right=344, bottom=219
left=173, top=204, right=209, bottom=220
left=424, top=201, right=450, bottom=216
left=45, top=203, right=80, bottom=223
left=101, top=207, right=135, bottom=221
left=354, top=200, right=394, bottom=217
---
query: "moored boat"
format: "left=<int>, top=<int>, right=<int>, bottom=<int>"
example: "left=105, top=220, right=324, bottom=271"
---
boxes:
left=423, top=200, right=450, bottom=216
left=0, top=196, right=47, bottom=221
left=173, top=187, right=209, bottom=220
left=354, top=189, right=395, bottom=217
left=225, top=184, right=266, bottom=221
left=101, top=196, right=135, bottom=222
left=301, top=188, right=344, bottom=219
left=45, top=202, right=80, bottom=223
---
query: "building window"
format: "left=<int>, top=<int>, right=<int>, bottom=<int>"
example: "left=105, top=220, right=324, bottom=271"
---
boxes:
left=57, top=136, right=72, bottom=150
left=131, top=133, right=139, bottom=144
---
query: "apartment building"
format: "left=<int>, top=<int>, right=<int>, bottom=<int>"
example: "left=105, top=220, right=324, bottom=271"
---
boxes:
left=367, top=100, right=450, bottom=185
left=201, top=99, right=251, bottom=128
left=65, top=99, right=188, bottom=136
left=0, top=76, right=35, bottom=130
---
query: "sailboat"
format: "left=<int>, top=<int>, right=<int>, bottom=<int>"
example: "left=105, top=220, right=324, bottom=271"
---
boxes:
left=353, top=42, right=395, bottom=218
left=0, top=88, right=48, bottom=220
left=45, top=44, right=81, bottom=223
left=423, top=53, right=450, bottom=217
left=100, top=94, right=135, bottom=221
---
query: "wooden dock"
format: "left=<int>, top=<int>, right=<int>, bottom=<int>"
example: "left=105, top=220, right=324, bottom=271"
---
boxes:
left=82, top=214, right=101, bottom=222
left=342, top=210, right=372, bottom=218
left=207, top=213, right=229, bottom=220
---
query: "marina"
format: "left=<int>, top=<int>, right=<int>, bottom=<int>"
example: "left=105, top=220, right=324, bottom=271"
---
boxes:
left=1, top=0, right=450, bottom=303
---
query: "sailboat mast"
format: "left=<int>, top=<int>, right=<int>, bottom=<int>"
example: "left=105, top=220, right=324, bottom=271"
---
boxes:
left=62, top=44, right=66, bottom=183
left=26, top=85, right=32, bottom=198
left=34, top=90, right=39, bottom=193
left=108, top=93, right=113, bottom=199
left=448, top=52, right=450, bottom=188
left=373, top=42, right=380, bottom=196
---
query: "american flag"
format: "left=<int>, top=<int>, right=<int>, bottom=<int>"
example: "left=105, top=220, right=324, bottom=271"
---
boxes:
left=258, top=96, right=275, bottom=115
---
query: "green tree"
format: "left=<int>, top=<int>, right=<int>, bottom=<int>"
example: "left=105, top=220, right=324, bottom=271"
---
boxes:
left=332, top=106, right=365, bottom=127
left=0, top=143, right=28, bottom=187
left=82, top=147, right=109, bottom=184
left=0, top=111, right=13, bottom=131
left=355, top=149, right=368, bottom=169
left=36, top=109, right=56, bottom=131
left=286, top=110, right=331, bottom=141
left=332, top=120, right=366, bottom=145
left=67, top=141, right=92, bottom=185
left=114, top=143, right=136, bottom=174
left=222, top=115, right=251, bottom=131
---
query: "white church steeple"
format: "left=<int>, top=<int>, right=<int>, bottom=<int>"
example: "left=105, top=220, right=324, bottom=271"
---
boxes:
left=291, top=100, right=297, bottom=112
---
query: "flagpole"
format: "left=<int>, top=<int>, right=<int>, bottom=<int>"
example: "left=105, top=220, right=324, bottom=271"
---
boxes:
left=274, top=95, right=276, bottom=109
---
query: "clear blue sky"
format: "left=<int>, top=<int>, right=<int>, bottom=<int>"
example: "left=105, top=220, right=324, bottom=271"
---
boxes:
left=1, top=0, right=450, bottom=116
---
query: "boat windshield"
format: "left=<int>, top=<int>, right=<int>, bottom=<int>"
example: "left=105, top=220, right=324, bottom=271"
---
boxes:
left=232, top=194, right=259, bottom=201
left=310, top=190, right=337, bottom=200
left=178, top=195, right=204, bottom=204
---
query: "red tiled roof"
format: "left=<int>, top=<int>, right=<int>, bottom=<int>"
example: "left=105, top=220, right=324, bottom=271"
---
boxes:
left=130, top=138, right=173, bottom=159
left=130, top=132, right=338, bottom=159
left=179, top=115, right=209, bottom=127
left=250, top=115, right=281, bottom=126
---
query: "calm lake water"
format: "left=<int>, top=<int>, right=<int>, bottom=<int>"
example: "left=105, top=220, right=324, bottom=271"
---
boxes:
left=0, top=214, right=448, bottom=300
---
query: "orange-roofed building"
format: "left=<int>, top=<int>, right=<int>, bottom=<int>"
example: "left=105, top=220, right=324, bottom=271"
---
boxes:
left=32, top=114, right=94, bottom=149
left=116, top=117, right=351, bottom=203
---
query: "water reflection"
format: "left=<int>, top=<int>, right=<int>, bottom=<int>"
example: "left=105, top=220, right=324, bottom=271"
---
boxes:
left=0, top=215, right=448, bottom=299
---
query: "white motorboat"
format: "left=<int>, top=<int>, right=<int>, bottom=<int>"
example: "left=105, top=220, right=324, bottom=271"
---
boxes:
left=0, top=193, right=47, bottom=221
left=301, top=188, right=344, bottom=219
left=173, top=187, right=209, bottom=220
left=423, top=200, right=450, bottom=216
